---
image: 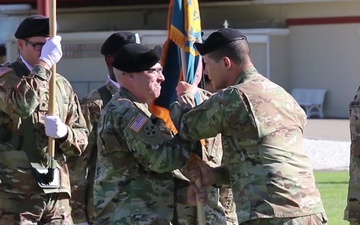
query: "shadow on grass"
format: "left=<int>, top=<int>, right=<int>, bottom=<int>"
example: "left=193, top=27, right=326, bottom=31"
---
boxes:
left=317, top=181, right=348, bottom=184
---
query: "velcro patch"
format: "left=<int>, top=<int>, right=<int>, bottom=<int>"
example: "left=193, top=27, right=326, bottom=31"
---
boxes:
left=0, top=67, right=12, bottom=77
left=129, top=114, right=148, bottom=132
left=144, top=125, right=157, bottom=137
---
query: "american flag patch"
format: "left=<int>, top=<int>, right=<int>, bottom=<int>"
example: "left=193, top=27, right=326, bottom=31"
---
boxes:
left=129, top=114, right=148, bottom=132
left=0, top=67, right=12, bottom=77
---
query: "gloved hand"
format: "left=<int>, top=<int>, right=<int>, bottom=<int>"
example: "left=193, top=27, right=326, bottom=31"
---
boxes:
left=39, top=35, right=63, bottom=68
left=42, top=115, right=68, bottom=139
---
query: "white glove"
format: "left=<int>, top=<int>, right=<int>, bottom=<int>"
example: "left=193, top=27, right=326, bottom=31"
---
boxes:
left=42, top=115, right=68, bottom=139
left=74, top=223, right=90, bottom=225
left=39, top=35, right=63, bottom=68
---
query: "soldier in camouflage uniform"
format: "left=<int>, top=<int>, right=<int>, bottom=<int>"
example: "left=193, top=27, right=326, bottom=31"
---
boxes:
left=67, top=32, right=140, bottom=225
left=0, top=15, right=88, bottom=224
left=93, top=43, right=199, bottom=224
left=176, top=28, right=328, bottom=225
left=174, top=67, right=238, bottom=225
left=344, top=87, right=360, bottom=225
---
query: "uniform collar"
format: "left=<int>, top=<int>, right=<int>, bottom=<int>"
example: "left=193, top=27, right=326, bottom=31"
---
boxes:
left=234, top=66, right=258, bottom=84
left=107, top=75, right=120, bottom=89
left=105, top=77, right=120, bottom=95
left=19, top=55, right=33, bottom=71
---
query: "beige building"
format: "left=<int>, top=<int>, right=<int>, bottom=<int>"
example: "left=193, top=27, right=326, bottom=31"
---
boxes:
left=1, top=0, right=359, bottom=118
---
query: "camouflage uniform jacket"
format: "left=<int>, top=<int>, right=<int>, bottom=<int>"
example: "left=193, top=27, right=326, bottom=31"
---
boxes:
left=94, top=87, right=194, bottom=224
left=178, top=67, right=325, bottom=224
left=67, top=79, right=118, bottom=223
left=0, top=59, right=88, bottom=196
left=344, top=86, right=360, bottom=222
left=175, top=88, right=238, bottom=225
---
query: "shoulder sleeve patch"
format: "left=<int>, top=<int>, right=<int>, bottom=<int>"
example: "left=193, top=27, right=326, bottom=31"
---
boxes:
left=0, top=67, right=12, bottom=77
left=129, top=113, right=148, bottom=132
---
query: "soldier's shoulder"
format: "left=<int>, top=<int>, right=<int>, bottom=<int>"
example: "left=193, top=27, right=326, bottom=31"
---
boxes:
left=103, top=97, right=141, bottom=122
left=352, top=86, right=360, bottom=102
left=0, top=62, right=14, bottom=77
left=217, top=86, right=242, bottom=102
left=55, top=73, right=76, bottom=95
left=55, top=73, right=72, bottom=86
left=80, top=88, right=102, bottom=105
left=106, top=96, right=137, bottom=113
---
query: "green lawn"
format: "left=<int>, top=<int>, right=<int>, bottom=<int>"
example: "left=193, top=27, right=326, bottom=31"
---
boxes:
left=314, top=171, right=349, bottom=225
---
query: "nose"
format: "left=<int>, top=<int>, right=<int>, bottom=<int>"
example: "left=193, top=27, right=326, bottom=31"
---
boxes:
left=158, top=72, right=165, bottom=81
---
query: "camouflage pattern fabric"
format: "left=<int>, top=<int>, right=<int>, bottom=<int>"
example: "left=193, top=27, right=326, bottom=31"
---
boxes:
left=0, top=60, right=88, bottom=223
left=345, top=86, right=360, bottom=223
left=175, top=88, right=238, bottom=225
left=240, top=212, right=327, bottom=225
left=0, top=190, right=72, bottom=225
left=67, top=79, right=118, bottom=224
left=93, top=87, right=196, bottom=225
left=178, top=67, right=327, bottom=224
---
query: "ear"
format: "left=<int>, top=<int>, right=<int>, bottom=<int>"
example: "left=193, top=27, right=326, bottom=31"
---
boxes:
left=222, top=57, right=231, bottom=70
left=127, top=72, right=136, bottom=81
left=104, top=55, right=114, bottom=67
left=18, top=39, right=24, bottom=50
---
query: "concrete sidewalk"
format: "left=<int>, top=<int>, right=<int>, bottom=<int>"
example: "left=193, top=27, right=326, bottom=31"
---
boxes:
left=303, top=119, right=350, bottom=170
left=304, top=119, right=350, bottom=142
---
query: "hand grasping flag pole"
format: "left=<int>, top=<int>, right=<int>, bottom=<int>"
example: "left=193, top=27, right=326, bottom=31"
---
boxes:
left=149, top=0, right=205, bottom=224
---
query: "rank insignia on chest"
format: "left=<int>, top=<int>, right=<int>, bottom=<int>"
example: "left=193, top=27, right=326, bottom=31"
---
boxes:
left=129, top=114, right=148, bottom=132
left=144, top=125, right=157, bottom=137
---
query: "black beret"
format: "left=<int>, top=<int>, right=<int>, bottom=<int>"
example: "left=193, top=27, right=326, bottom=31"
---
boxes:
left=194, top=28, right=247, bottom=55
left=15, top=15, right=49, bottom=39
left=112, top=44, right=162, bottom=73
left=101, top=32, right=140, bottom=55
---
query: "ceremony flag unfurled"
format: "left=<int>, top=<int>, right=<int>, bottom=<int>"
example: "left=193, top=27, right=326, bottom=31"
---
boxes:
left=150, top=1, right=206, bottom=224
left=150, top=0, right=202, bottom=132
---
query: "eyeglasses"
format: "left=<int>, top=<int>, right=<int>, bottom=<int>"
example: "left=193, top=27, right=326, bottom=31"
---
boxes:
left=23, top=39, right=46, bottom=51
left=145, top=67, right=163, bottom=75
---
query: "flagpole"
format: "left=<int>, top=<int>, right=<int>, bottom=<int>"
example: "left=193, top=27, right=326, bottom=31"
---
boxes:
left=180, top=49, right=187, bottom=81
left=181, top=50, right=206, bottom=225
left=191, top=153, right=206, bottom=225
left=180, top=1, right=206, bottom=223
left=47, top=0, right=57, bottom=182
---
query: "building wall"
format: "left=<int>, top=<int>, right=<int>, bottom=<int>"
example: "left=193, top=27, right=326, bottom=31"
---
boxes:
left=288, top=23, right=360, bottom=117
left=269, top=35, right=288, bottom=90
left=283, top=2, right=360, bottom=118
